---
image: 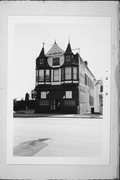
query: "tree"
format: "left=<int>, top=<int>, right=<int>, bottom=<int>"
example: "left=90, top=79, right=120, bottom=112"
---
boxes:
left=25, top=93, right=29, bottom=101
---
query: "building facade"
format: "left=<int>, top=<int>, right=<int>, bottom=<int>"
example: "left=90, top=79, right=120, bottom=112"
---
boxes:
left=94, top=80, right=103, bottom=114
left=34, top=41, right=95, bottom=114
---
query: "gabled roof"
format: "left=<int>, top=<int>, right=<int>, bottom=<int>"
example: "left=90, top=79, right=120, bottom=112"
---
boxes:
left=46, top=42, right=64, bottom=57
left=64, top=42, right=73, bottom=54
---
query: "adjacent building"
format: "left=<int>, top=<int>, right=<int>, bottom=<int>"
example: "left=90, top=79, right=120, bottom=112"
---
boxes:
left=33, top=41, right=95, bottom=114
left=94, top=80, right=103, bottom=114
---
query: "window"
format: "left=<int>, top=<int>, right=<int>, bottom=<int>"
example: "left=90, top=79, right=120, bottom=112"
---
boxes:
left=39, top=69, right=44, bottom=81
left=53, top=69, right=59, bottom=82
left=100, top=85, right=103, bottom=92
left=85, top=74, right=87, bottom=85
left=39, top=100, right=49, bottom=106
left=90, top=96, right=94, bottom=106
left=61, top=68, right=64, bottom=81
left=66, top=55, right=70, bottom=61
left=65, top=91, right=72, bottom=98
left=36, top=70, right=39, bottom=82
left=65, top=67, right=71, bottom=80
left=45, top=69, right=50, bottom=81
left=40, top=59, right=43, bottom=64
left=52, top=57, right=60, bottom=66
left=41, top=91, right=46, bottom=99
left=73, top=67, right=77, bottom=80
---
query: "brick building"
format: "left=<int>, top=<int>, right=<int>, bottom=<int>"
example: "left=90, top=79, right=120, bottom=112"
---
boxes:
left=33, top=41, right=95, bottom=114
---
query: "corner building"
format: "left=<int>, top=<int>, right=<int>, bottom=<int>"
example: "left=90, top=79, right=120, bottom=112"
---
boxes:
left=34, top=41, right=95, bottom=114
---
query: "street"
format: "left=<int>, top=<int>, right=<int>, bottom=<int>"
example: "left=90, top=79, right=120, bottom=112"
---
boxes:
left=13, top=117, right=103, bottom=157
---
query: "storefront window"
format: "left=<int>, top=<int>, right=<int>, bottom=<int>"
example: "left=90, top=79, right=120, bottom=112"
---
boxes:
left=65, top=91, right=72, bottom=98
left=41, top=91, right=46, bottom=99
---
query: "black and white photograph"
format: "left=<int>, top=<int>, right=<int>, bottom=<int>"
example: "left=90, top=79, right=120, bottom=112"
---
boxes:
left=7, top=16, right=111, bottom=164
left=0, top=1, right=119, bottom=179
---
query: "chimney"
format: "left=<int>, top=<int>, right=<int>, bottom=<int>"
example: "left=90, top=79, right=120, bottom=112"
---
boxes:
left=84, top=61, right=88, bottom=66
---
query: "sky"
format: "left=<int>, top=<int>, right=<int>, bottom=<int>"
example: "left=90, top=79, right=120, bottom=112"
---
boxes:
left=11, top=17, right=111, bottom=100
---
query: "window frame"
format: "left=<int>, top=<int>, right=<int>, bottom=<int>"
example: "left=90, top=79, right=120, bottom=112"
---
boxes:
left=39, top=69, right=44, bottom=82
left=41, top=91, right=47, bottom=99
left=73, top=66, right=78, bottom=80
left=65, top=91, right=72, bottom=99
left=40, top=59, right=44, bottom=64
left=65, top=67, right=72, bottom=80
left=36, top=70, right=39, bottom=82
left=45, top=69, right=50, bottom=82
left=53, top=68, right=59, bottom=82
left=66, top=55, right=71, bottom=61
left=61, top=67, right=64, bottom=81
left=52, top=57, right=60, bottom=66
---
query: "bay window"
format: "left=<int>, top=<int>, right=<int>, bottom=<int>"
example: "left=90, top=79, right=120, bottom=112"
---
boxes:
left=61, top=68, right=64, bottom=81
left=65, top=67, right=71, bottom=80
left=39, top=69, right=44, bottom=81
left=45, top=69, right=50, bottom=82
left=36, top=70, right=39, bottom=82
left=73, top=67, right=78, bottom=80
left=53, top=69, right=59, bottom=82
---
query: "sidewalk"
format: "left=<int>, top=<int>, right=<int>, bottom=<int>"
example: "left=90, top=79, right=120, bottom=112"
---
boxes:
left=13, top=111, right=102, bottom=119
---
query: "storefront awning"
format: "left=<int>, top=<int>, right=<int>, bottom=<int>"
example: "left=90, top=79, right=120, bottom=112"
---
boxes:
left=47, top=91, right=65, bottom=99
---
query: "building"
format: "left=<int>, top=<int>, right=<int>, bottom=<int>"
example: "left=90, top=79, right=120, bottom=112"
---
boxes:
left=94, top=80, right=103, bottom=114
left=33, top=41, right=95, bottom=114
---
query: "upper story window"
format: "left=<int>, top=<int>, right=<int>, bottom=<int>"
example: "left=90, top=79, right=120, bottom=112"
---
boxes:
left=85, top=74, right=87, bottom=85
left=40, top=59, right=44, bottom=64
left=39, top=69, right=44, bottom=81
left=65, top=67, right=71, bottom=80
left=66, top=55, right=70, bottom=61
left=52, top=57, right=60, bottom=66
left=100, top=85, right=103, bottom=92
left=36, top=70, right=39, bottom=82
left=61, top=68, right=64, bottom=81
left=53, top=69, right=59, bottom=82
left=45, top=69, right=50, bottom=82
left=73, top=67, right=78, bottom=80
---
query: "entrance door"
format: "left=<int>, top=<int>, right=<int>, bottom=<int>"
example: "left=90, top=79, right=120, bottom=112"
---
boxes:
left=50, top=99, right=61, bottom=113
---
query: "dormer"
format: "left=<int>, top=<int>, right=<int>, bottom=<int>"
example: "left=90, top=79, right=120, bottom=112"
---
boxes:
left=64, top=42, right=74, bottom=65
left=46, top=41, right=65, bottom=68
left=36, top=44, right=46, bottom=69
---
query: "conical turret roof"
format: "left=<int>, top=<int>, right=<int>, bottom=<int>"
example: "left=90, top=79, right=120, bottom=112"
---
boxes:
left=39, top=45, right=45, bottom=58
left=46, top=41, right=64, bottom=57
left=64, top=42, right=73, bottom=54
